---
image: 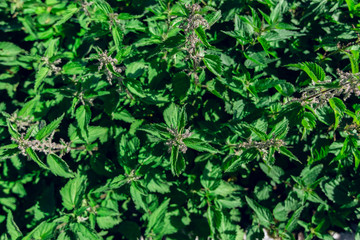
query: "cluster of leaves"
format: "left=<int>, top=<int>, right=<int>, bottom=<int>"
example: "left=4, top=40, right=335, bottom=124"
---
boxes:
left=1, top=0, right=360, bottom=239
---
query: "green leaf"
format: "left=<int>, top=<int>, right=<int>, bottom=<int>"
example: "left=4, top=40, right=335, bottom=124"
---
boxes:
left=54, top=5, right=78, bottom=26
left=329, top=97, right=346, bottom=115
left=203, top=54, right=222, bottom=77
left=130, top=182, right=147, bottom=211
left=75, top=105, right=91, bottom=140
left=18, top=97, right=39, bottom=117
left=287, top=62, right=325, bottom=82
left=112, top=26, right=123, bottom=52
left=344, top=51, right=359, bottom=73
left=195, top=26, right=212, bottom=48
left=163, top=103, right=179, bottom=128
left=200, top=161, right=222, bottom=190
left=35, top=113, right=64, bottom=141
left=270, top=0, right=287, bottom=23
left=60, top=175, right=87, bottom=210
left=0, top=42, right=23, bottom=56
left=177, top=105, right=187, bottom=131
left=94, top=0, right=113, bottom=14
left=62, top=62, right=84, bottom=75
left=279, top=147, right=300, bottom=162
left=285, top=206, right=304, bottom=232
left=170, top=146, right=185, bottom=176
left=206, top=10, right=222, bottom=26
left=300, top=164, right=323, bottom=186
left=320, top=177, right=352, bottom=205
left=329, top=97, right=346, bottom=130
left=47, top=154, right=74, bottom=178
left=275, top=82, right=295, bottom=96
left=353, top=150, right=360, bottom=169
left=125, top=61, right=146, bottom=78
left=245, top=196, right=274, bottom=227
left=26, top=147, right=49, bottom=169
left=225, top=149, right=258, bottom=172
left=34, top=67, right=50, bottom=91
left=6, top=211, right=22, bottom=240
left=269, top=118, right=289, bottom=139
left=7, top=120, right=20, bottom=140
left=146, top=198, right=170, bottom=235
left=183, top=138, right=218, bottom=153
left=259, top=163, right=284, bottom=184
left=44, top=38, right=59, bottom=58
left=70, top=223, right=102, bottom=240
left=22, top=221, right=57, bottom=240
left=207, top=205, right=223, bottom=237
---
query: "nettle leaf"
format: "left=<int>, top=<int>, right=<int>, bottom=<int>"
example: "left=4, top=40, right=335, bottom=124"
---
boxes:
left=279, top=146, right=300, bottom=162
left=163, top=103, right=179, bottom=128
left=60, top=175, right=87, bottom=210
left=47, top=154, right=74, bottom=178
left=35, top=113, right=65, bottom=140
left=183, top=138, right=218, bottom=153
left=259, top=163, right=284, bottom=184
left=207, top=205, right=223, bottom=237
left=112, top=26, right=123, bottom=51
left=329, top=97, right=346, bottom=130
left=70, top=223, right=102, bottom=240
left=26, top=147, right=49, bottom=170
left=130, top=182, right=147, bottom=212
left=177, top=104, right=187, bottom=131
left=195, top=26, right=212, bottom=48
left=285, top=206, right=304, bottom=232
left=206, top=10, right=222, bottom=27
left=22, top=221, right=57, bottom=240
left=6, top=211, right=22, bottom=240
left=75, top=105, right=91, bottom=140
left=44, top=38, right=59, bottom=58
left=18, top=97, right=39, bottom=117
left=7, top=120, right=20, bottom=140
left=246, top=196, right=274, bottom=228
left=203, top=54, right=222, bottom=77
left=170, top=146, right=186, bottom=176
left=146, top=198, right=170, bottom=236
left=300, top=164, right=323, bottom=187
left=287, top=62, right=325, bottom=82
left=0, top=42, right=24, bottom=56
left=269, top=118, right=289, bottom=139
left=320, top=177, right=352, bottom=205
left=225, top=148, right=258, bottom=172
left=200, top=161, right=222, bottom=190
left=54, top=4, right=79, bottom=26
left=34, top=66, right=50, bottom=91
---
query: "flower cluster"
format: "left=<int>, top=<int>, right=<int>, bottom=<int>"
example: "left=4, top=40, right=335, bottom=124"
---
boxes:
left=80, top=0, right=93, bottom=17
left=237, top=137, right=285, bottom=159
left=165, top=126, right=193, bottom=153
left=96, top=50, right=125, bottom=84
left=11, top=131, right=70, bottom=157
left=41, top=57, right=62, bottom=76
left=9, top=113, right=38, bottom=132
left=180, top=4, right=210, bottom=70
left=291, top=70, right=360, bottom=107
left=9, top=113, right=71, bottom=157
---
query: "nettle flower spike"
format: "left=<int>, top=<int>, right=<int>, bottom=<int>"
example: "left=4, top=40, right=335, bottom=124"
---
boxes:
left=165, top=126, right=193, bottom=153
left=180, top=4, right=210, bottom=70
left=291, top=69, right=360, bottom=108
left=96, top=49, right=125, bottom=85
left=41, top=57, right=62, bottom=76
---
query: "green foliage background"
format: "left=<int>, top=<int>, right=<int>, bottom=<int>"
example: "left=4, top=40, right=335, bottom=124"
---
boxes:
left=1, top=0, right=360, bottom=239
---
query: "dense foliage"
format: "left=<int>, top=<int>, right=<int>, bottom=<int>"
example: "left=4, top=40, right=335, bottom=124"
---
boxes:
left=1, top=0, right=360, bottom=239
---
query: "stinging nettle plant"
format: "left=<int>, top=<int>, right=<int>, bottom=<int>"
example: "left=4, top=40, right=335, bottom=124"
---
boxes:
left=1, top=0, right=360, bottom=240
